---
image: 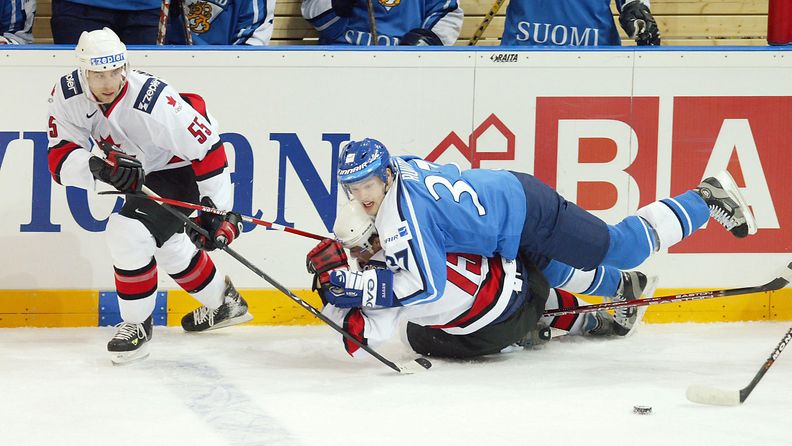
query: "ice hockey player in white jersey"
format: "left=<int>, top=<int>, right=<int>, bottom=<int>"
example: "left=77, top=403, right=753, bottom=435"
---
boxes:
left=501, top=0, right=661, bottom=46
left=301, top=0, right=463, bottom=46
left=317, top=138, right=756, bottom=323
left=46, top=28, right=252, bottom=364
left=307, top=200, right=656, bottom=358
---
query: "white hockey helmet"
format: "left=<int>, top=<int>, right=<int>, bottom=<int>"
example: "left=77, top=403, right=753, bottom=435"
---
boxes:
left=75, top=27, right=128, bottom=74
left=333, top=199, right=377, bottom=252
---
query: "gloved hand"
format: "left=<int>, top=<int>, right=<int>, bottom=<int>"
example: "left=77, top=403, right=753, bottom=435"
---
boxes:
left=186, top=197, right=243, bottom=251
left=619, top=1, right=661, bottom=46
left=320, top=269, right=395, bottom=308
left=88, top=151, right=145, bottom=193
left=399, top=28, right=443, bottom=46
left=306, top=238, right=348, bottom=275
left=331, top=0, right=356, bottom=17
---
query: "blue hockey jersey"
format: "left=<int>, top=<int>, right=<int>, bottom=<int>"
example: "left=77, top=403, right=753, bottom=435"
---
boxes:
left=501, top=0, right=640, bottom=46
left=167, top=0, right=275, bottom=45
left=301, top=0, right=463, bottom=46
left=0, top=0, right=34, bottom=44
left=374, top=157, right=527, bottom=306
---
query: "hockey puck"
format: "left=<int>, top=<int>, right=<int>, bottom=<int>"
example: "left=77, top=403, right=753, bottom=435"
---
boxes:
left=633, top=405, right=652, bottom=415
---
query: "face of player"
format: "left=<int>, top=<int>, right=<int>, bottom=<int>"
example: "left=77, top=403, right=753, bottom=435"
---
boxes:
left=85, top=67, right=125, bottom=104
left=346, top=170, right=392, bottom=217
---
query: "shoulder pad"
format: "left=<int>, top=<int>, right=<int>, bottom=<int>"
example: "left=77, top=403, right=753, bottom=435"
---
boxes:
left=133, top=77, right=169, bottom=114
left=59, top=70, right=83, bottom=100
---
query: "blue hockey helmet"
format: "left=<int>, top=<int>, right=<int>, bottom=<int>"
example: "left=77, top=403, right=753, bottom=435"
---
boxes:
left=337, top=138, right=391, bottom=187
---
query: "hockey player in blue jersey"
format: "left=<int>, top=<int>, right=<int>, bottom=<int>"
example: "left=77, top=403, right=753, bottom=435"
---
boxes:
left=0, top=0, right=34, bottom=44
left=166, top=0, right=275, bottom=45
left=501, top=0, right=661, bottom=46
left=315, top=138, right=756, bottom=316
left=301, top=0, right=463, bottom=46
left=307, top=199, right=658, bottom=359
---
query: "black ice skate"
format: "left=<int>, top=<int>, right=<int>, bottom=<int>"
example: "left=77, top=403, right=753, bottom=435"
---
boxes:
left=181, top=276, right=253, bottom=332
left=695, top=171, right=757, bottom=238
left=612, top=271, right=647, bottom=334
left=583, top=310, right=623, bottom=337
left=107, top=315, right=153, bottom=365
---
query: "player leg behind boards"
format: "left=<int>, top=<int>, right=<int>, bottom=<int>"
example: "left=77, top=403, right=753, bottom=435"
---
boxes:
left=105, top=173, right=251, bottom=365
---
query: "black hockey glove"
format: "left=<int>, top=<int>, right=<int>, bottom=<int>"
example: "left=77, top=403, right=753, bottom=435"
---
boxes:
left=400, top=28, right=443, bottom=46
left=186, top=197, right=243, bottom=251
left=619, top=1, right=661, bottom=46
left=331, top=0, right=356, bottom=17
left=88, top=152, right=145, bottom=193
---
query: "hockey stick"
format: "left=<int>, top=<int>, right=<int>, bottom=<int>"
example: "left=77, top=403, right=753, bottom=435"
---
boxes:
left=139, top=186, right=431, bottom=374
left=366, top=0, right=378, bottom=45
left=468, top=0, right=506, bottom=46
left=543, top=262, right=792, bottom=318
left=99, top=191, right=327, bottom=241
left=156, top=0, right=172, bottom=45
left=686, top=325, right=792, bottom=406
left=179, top=0, right=194, bottom=45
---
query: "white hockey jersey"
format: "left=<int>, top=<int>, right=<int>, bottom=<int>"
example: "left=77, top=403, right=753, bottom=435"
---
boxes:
left=322, top=252, right=526, bottom=356
left=46, top=69, right=232, bottom=210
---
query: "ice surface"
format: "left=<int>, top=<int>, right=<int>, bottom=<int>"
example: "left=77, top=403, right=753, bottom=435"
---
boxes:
left=0, top=322, right=790, bottom=446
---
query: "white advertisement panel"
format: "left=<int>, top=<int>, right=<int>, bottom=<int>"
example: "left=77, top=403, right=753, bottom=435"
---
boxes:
left=0, top=48, right=789, bottom=291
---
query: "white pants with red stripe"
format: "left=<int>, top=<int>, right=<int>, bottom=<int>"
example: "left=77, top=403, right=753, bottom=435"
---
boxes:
left=539, top=288, right=597, bottom=336
left=106, top=213, right=227, bottom=323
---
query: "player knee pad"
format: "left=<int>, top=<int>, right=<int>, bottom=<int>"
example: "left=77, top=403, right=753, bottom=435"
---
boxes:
left=155, top=232, right=199, bottom=275
left=106, top=214, right=156, bottom=270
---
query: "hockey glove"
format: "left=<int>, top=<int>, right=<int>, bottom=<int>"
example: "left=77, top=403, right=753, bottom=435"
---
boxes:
left=186, top=197, right=243, bottom=251
left=400, top=28, right=443, bottom=46
left=306, top=238, right=348, bottom=275
left=321, top=269, right=396, bottom=309
left=331, top=0, right=356, bottom=17
left=89, top=152, right=145, bottom=193
left=619, top=1, right=661, bottom=46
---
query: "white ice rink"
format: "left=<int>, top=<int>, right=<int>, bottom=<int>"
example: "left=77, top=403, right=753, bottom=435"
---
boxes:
left=1, top=322, right=790, bottom=446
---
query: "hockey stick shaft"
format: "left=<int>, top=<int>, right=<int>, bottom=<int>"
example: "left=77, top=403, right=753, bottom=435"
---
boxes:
left=107, top=192, right=327, bottom=241
left=140, top=186, right=426, bottom=373
left=366, top=0, right=378, bottom=45
left=468, top=0, right=506, bottom=46
left=157, top=0, right=172, bottom=45
left=544, top=264, right=792, bottom=317
left=179, top=0, right=194, bottom=45
left=738, top=325, right=792, bottom=402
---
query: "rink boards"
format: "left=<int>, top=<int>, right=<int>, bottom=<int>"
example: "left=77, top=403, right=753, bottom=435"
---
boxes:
left=0, top=46, right=790, bottom=326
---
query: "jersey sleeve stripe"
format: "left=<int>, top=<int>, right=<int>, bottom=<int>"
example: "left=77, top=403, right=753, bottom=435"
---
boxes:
left=192, top=141, right=228, bottom=181
left=47, top=140, right=81, bottom=185
left=342, top=308, right=367, bottom=356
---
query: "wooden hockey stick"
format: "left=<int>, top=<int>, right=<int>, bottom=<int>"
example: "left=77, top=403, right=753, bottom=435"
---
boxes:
left=686, top=325, right=792, bottom=406
left=179, top=0, right=194, bottom=45
left=366, top=0, right=378, bottom=45
left=140, top=185, right=431, bottom=374
left=468, top=0, right=506, bottom=46
left=156, top=0, right=172, bottom=45
left=543, top=262, right=792, bottom=318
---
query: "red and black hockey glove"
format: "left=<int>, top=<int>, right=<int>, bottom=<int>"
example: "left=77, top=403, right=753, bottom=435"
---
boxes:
left=186, top=197, right=243, bottom=251
left=306, top=238, right=348, bottom=275
left=89, top=151, right=145, bottom=193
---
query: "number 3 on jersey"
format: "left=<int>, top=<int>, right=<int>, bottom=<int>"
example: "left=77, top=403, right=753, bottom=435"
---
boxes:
left=413, top=159, right=486, bottom=216
left=385, top=249, right=409, bottom=272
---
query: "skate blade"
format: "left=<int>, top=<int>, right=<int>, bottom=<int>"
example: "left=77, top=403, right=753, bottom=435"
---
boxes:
left=716, top=171, right=758, bottom=235
left=110, top=344, right=150, bottom=366
left=620, top=275, right=660, bottom=338
left=202, top=312, right=254, bottom=332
